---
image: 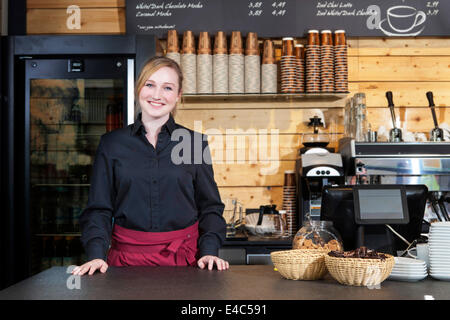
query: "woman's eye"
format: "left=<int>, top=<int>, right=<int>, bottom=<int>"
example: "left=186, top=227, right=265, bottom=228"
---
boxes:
left=164, top=86, right=173, bottom=91
left=145, top=83, right=153, bottom=88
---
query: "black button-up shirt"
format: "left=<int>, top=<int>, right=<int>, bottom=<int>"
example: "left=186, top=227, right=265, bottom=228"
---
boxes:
left=80, top=113, right=226, bottom=261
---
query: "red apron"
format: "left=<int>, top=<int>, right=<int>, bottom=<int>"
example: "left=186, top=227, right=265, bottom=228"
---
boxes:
left=107, top=222, right=199, bottom=267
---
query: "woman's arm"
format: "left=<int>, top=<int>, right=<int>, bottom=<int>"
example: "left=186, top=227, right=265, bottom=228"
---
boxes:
left=79, top=136, right=115, bottom=262
left=194, top=137, right=227, bottom=259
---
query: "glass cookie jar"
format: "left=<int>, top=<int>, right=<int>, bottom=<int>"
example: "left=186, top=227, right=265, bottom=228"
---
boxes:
left=292, top=220, right=343, bottom=252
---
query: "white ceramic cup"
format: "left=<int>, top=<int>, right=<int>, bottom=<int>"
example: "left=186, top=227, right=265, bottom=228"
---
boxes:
left=387, top=5, right=426, bottom=33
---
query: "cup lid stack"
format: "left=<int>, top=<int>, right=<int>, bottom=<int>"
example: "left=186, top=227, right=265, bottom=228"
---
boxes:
left=230, top=31, right=244, bottom=55
left=214, top=31, right=228, bottom=55
left=182, top=30, right=196, bottom=54
left=167, top=29, right=179, bottom=53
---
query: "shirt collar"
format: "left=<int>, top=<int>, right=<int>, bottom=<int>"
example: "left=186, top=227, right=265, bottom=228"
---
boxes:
left=131, top=113, right=177, bottom=136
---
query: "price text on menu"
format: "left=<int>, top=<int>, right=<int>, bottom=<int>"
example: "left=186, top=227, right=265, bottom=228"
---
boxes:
left=126, top=0, right=449, bottom=37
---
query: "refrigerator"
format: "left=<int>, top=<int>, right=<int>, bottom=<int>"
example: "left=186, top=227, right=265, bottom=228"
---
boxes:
left=1, top=35, right=158, bottom=289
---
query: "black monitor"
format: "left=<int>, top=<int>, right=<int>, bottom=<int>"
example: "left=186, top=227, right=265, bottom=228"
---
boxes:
left=321, top=185, right=428, bottom=254
left=353, top=185, right=409, bottom=225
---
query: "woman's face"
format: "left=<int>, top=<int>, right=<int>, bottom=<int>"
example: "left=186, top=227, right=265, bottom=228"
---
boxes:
left=138, top=66, right=181, bottom=120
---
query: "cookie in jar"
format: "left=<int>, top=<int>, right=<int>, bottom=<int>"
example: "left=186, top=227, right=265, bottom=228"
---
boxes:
left=292, top=220, right=343, bottom=252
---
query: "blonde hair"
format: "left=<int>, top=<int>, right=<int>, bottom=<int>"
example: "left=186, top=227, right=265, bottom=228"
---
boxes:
left=135, top=56, right=183, bottom=118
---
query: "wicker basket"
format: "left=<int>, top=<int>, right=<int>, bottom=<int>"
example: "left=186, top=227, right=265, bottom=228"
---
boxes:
left=270, top=249, right=328, bottom=280
left=324, top=254, right=395, bottom=286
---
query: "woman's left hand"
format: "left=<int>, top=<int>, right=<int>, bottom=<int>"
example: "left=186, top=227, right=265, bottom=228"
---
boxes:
left=197, top=255, right=230, bottom=271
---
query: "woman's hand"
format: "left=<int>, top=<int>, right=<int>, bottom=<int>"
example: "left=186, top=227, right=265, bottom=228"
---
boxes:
left=197, top=255, right=229, bottom=271
left=72, top=259, right=108, bottom=276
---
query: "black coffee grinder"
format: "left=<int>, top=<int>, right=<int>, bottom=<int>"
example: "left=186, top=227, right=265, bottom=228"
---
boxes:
left=296, top=116, right=345, bottom=224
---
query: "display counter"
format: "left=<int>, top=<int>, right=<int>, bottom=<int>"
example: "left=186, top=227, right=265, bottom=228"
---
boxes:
left=0, top=265, right=449, bottom=300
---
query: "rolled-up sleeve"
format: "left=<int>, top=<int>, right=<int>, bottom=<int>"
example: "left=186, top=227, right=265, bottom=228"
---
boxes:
left=194, top=138, right=226, bottom=257
left=80, top=136, right=114, bottom=261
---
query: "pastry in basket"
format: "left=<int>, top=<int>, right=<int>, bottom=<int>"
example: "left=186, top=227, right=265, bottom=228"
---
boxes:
left=325, top=247, right=395, bottom=286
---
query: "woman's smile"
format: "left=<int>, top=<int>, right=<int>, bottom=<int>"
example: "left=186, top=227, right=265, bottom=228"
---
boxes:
left=138, top=66, right=181, bottom=120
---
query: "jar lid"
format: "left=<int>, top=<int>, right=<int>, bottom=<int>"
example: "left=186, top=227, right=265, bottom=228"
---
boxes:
left=321, top=30, right=332, bottom=33
left=308, top=30, right=319, bottom=33
left=282, top=37, right=294, bottom=40
left=335, top=30, right=346, bottom=33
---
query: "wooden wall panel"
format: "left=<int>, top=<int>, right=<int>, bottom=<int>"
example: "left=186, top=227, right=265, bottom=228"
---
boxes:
left=27, top=8, right=125, bottom=34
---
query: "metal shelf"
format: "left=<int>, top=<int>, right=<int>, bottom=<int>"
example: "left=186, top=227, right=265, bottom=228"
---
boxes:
left=32, top=184, right=90, bottom=187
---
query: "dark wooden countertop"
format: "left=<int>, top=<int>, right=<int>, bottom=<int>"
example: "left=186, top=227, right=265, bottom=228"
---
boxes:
left=1, top=265, right=449, bottom=300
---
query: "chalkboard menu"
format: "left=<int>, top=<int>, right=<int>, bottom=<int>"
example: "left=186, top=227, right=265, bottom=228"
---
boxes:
left=127, top=0, right=449, bottom=37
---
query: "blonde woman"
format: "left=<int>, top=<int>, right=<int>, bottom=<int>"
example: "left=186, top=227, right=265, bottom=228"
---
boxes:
left=73, top=56, right=229, bottom=275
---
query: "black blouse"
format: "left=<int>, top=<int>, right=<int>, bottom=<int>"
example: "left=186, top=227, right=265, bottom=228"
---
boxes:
left=80, top=113, right=226, bottom=261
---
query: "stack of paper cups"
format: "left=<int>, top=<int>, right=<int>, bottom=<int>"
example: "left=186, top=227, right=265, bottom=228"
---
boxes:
left=213, top=31, right=228, bottom=94
left=229, top=31, right=244, bottom=94
left=165, top=29, right=181, bottom=66
left=295, top=44, right=305, bottom=93
left=320, top=30, right=334, bottom=93
left=244, top=32, right=260, bottom=93
left=306, top=30, right=321, bottom=93
left=261, top=40, right=277, bottom=93
left=197, top=32, right=212, bottom=94
left=334, top=30, right=348, bottom=93
left=180, top=31, right=196, bottom=94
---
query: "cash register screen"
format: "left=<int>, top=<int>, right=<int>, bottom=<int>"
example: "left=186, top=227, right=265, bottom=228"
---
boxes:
left=354, top=187, right=409, bottom=224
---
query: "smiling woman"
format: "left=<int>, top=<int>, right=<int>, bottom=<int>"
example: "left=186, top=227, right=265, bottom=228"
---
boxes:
left=73, top=56, right=229, bottom=276
left=135, top=56, right=183, bottom=118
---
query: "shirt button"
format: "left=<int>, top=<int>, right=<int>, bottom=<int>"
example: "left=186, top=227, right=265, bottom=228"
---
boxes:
left=153, top=180, right=157, bottom=184
left=187, top=234, right=191, bottom=238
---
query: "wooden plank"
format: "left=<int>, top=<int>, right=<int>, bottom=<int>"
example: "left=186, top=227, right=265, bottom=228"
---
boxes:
left=351, top=82, right=450, bottom=108
left=212, top=161, right=295, bottom=187
left=218, top=186, right=283, bottom=214
left=366, top=107, right=450, bottom=133
left=208, top=133, right=342, bottom=161
left=27, top=8, right=125, bottom=34
left=27, top=0, right=125, bottom=8
left=355, top=56, right=450, bottom=82
left=174, top=108, right=344, bottom=134
left=348, top=38, right=450, bottom=57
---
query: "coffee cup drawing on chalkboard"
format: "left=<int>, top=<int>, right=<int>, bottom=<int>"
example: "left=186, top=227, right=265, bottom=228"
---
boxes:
left=367, top=5, right=426, bottom=36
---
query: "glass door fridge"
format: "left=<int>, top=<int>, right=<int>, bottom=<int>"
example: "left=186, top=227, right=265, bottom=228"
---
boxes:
left=26, top=58, right=128, bottom=275
left=1, top=34, right=157, bottom=289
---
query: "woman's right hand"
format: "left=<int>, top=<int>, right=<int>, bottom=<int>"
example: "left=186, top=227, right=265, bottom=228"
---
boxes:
left=72, top=259, right=108, bottom=276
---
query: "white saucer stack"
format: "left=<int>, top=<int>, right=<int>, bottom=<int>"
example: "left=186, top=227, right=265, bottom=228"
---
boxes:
left=429, top=222, right=450, bottom=281
left=388, top=257, right=428, bottom=282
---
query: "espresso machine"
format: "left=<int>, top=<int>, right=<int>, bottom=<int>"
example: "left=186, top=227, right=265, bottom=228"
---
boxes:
left=296, top=116, right=345, bottom=224
left=339, top=91, right=450, bottom=224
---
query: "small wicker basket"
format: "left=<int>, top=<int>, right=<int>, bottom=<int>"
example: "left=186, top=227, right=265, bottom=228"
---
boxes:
left=324, top=254, right=395, bottom=286
left=270, top=249, right=328, bottom=280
